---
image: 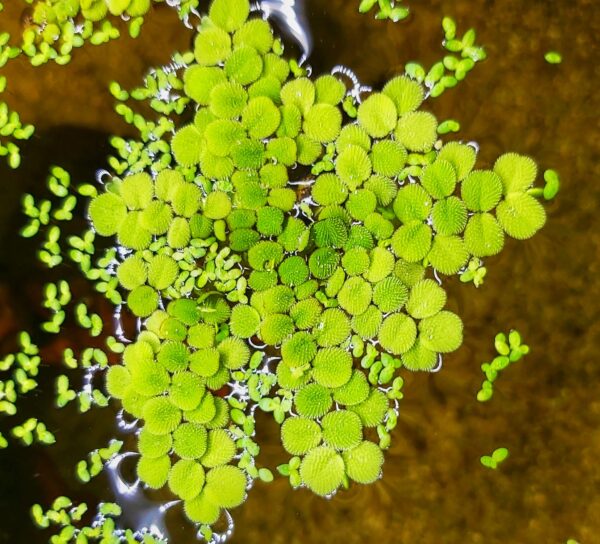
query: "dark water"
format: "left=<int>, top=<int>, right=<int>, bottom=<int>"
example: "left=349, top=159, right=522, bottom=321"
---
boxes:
left=0, top=1, right=599, bottom=543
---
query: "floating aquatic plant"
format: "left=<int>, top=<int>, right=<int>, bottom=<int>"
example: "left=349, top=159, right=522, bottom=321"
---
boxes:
left=0, top=0, right=562, bottom=541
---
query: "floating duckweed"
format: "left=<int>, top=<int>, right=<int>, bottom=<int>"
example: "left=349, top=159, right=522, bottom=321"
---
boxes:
left=419, top=310, right=463, bottom=352
left=188, top=323, right=216, bottom=349
left=189, top=348, right=220, bottom=377
left=336, top=145, right=372, bottom=191
left=281, top=332, right=317, bottom=367
left=277, top=357, right=311, bottom=389
left=296, top=134, right=322, bottom=165
left=315, top=74, right=346, bottom=105
left=308, top=247, right=340, bottom=279
left=184, top=65, right=227, bottom=105
left=249, top=75, right=282, bottom=102
left=392, top=221, right=431, bottom=263
left=364, top=175, right=398, bottom=206
left=345, top=225, right=375, bottom=250
left=105, top=365, right=131, bottom=399
left=278, top=104, right=302, bottom=138
left=315, top=308, right=351, bottom=347
left=312, top=218, right=348, bottom=249
left=461, top=170, right=503, bottom=212
left=299, top=446, right=345, bottom=496
left=130, top=360, right=170, bottom=397
left=120, top=173, right=153, bottom=210
left=210, top=81, right=248, bottom=119
left=281, top=417, right=322, bottom=455
left=280, top=77, right=315, bottom=114
left=393, top=184, right=432, bottom=223
left=464, top=213, right=505, bottom=256
left=194, top=24, right=232, bottom=66
left=321, top=410, right=363, bottom=450
left=248, top=241, right=284, bottom=271
left=201, top=149, right=235, bottom=179
left=341, top=247, right=370, bottom=276
left=494, top=152, right=537, bottom=194
left=137, top=455, right=171, bottom=489
left=168, top=459, right=205, bottom=501
left=304, top=104, right=343, bottom=143
left=295, top=383, right=333, bottom=419
left=232, top=138, right=265, bottom=169
left=201, top=429, right=236, bottom=467
left=336, top=124, right=371, bottom=153
left=234, top=19, right=274, bottom=54
left=173, top=422, right=208, bottom=459
left=229, top=305, right=261, bottom=338
left=402, top=339, right=437, bottom=371
left=186, top=393, right=217, bottom=425
left=364, top=246, right=395, bottom=283
left=242, top=96, right=281, bottom=139
left=247, top=271, right=277, bottom=294
left=127, top=285, right=159, bottom=317
left=170, top=372, right=205, bottom=411
left=143, top=396, right=182, bottom=435
left=204, top=191, right=232, bottom=220
left=333, top=370, right=370, bottom=406
left=343, top=441, right=384, bottom=484
left=184, top=490, right=220, bottom=524
left=406, top=279, right=447, bottom=319
left=357, top=93, right=398, bottom=138
left=290, top=298, right=323, bottom=329
left=260, top=313, right=294, bottom=345
left=422, top=159, right=457, bottom=198
left=280, top=218, right=310, bottom=252
left=383, top=75, right=424, bottom=114
left=431, top=196, right=467, bottom=235
left=370, top=139, right=407, bottom=177
left=278, top=256, right=309, bottom=286
left=88, top=192, right=127, bottom=236
left=394, top=259, right=426, bottom=286
left=117, top=255, right=147, bottom=290
left=351, top=389, right=388, bottom=428
left=427, top=234, right=468, bottom=274
left=205, top=465, right=247, bottom=508
left=227, top=209, right=256, bottom=230
left=156, top=169, right=185, bottom=201
left=346, top=189, right=377, bottom=221
left=337, top=277, right=372, bottom=316
left=266, top=137, right=297, bottom=166
left=138, top=428, right=172, bottom=459
left=225, top=45, right=263, bottom=85
left=218, top=336, right=250, bottom=369
left=312, top=348, right=352, bottom=388
left=256, top=206, right=284, bottom=236
left=205, top=119, right=244, bottom=157
left=372, top=276, right=408, bottom=313
left=364, top=213, right=394, bottom=240
left=395, top=111, right=438, bottom=151
left=496, top=192, right=546, bottom=239
left=147, top=254, right=178, bottom=291
left=118, top=212, right=152, bottom=250
left=171, top=124, right=203, bottom=166
left=437, top=142, right=476, bottom=180
left=378, top=313, right=417, bottom=355
left=140, top=201, right=173, bottom=235
left=210, top=0, right=250, bottom=32
left=206, top=397, right=230, bottom=429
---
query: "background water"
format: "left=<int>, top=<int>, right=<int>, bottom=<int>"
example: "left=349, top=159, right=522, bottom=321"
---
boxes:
left=0, top=0, right=599, bottom=542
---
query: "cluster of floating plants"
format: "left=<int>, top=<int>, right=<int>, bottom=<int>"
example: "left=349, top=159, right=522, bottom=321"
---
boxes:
left=0, top=0, right=562, bottom=541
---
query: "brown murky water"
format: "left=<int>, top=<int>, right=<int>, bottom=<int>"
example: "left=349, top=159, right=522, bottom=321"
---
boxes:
left=0, top=1, right=599, bottom=543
